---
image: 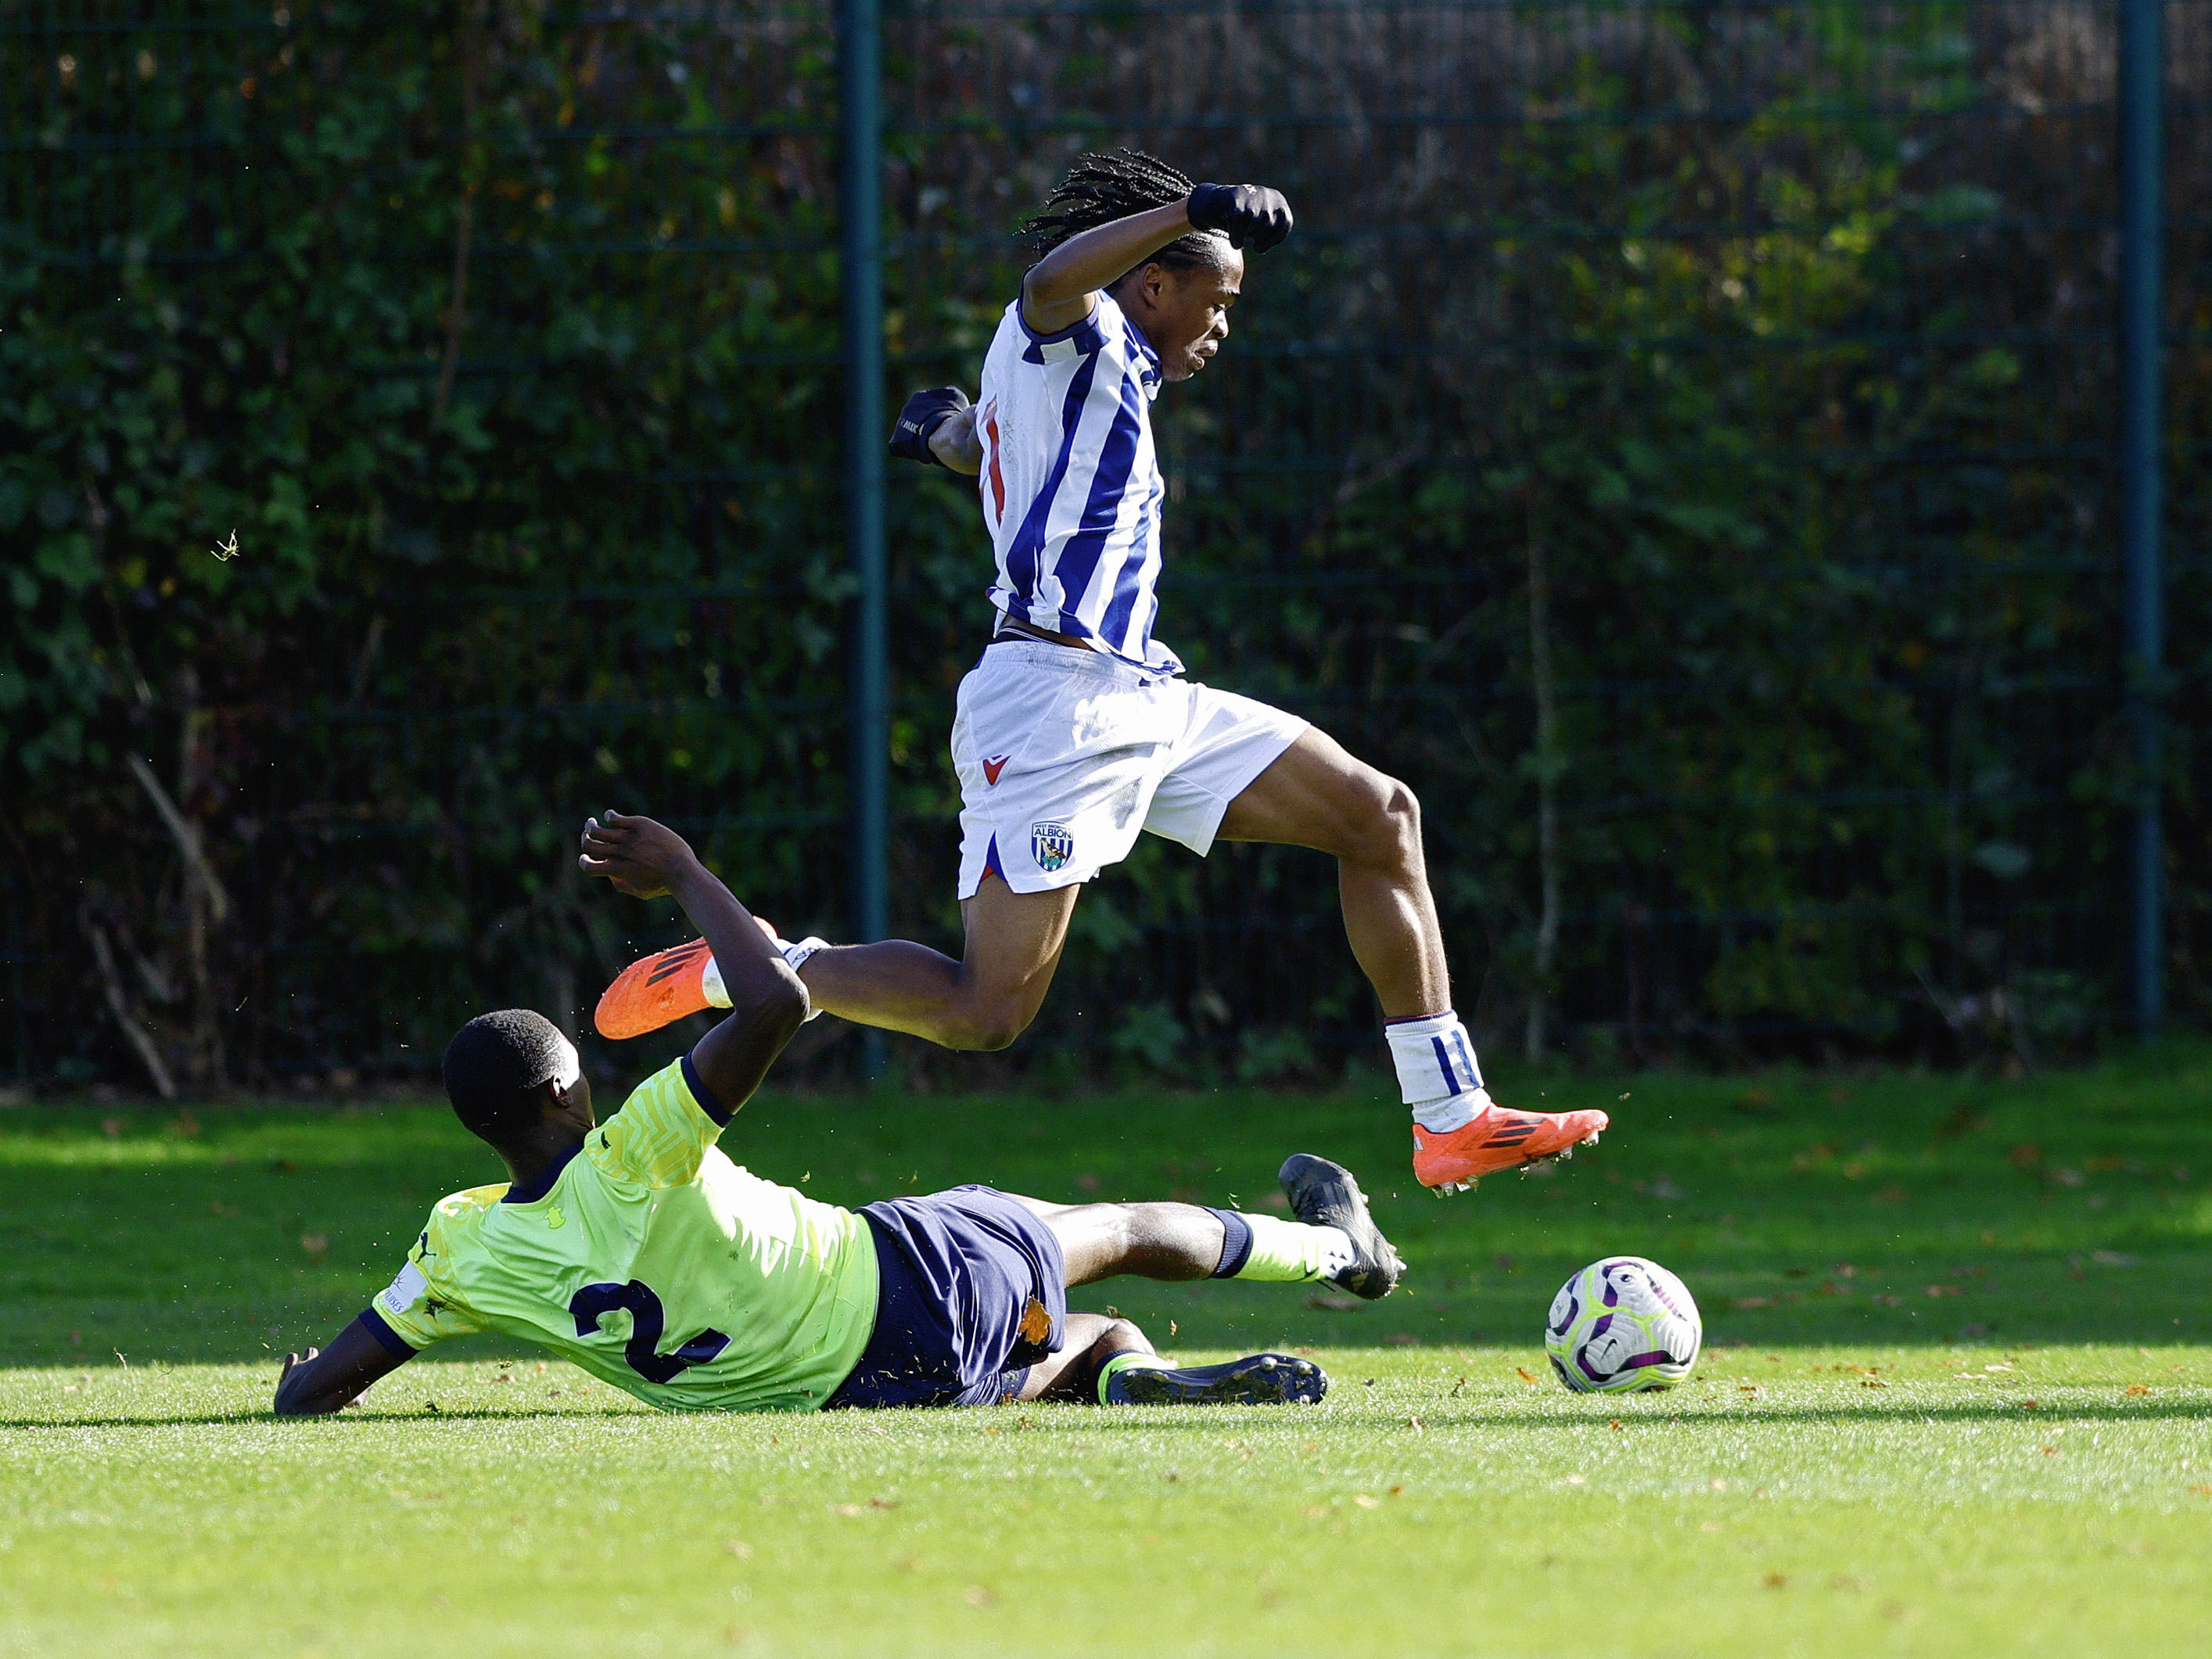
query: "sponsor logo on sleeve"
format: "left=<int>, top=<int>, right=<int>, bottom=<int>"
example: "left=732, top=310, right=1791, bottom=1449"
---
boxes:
left=376, top=1259, right=429, bottom=1318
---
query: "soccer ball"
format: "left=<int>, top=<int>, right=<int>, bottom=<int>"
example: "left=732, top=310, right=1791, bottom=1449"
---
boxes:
left=1543, top=1256, right=1701, bottom=1393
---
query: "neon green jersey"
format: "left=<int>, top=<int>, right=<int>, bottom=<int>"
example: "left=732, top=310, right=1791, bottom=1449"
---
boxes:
left=361, top=1056, right=878, bottom=1413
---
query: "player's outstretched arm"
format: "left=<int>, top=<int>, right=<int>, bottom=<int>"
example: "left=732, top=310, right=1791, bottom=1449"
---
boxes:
left=578, top=812, right=809, bottom=1111
left=1022, top=183, right=1292, bottom=335
left=272, top=1319, right=411, bottom=1416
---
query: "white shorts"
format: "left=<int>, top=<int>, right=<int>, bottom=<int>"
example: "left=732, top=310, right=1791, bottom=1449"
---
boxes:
left=951, top=641, right=1310, bottom=897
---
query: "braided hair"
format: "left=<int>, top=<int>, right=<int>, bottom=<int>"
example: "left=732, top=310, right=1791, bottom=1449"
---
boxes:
left=1018, top=147, right=1230, bottom=280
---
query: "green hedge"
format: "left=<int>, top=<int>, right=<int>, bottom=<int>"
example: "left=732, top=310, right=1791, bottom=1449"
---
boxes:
left=2, top=1, right=2205, bottom=1093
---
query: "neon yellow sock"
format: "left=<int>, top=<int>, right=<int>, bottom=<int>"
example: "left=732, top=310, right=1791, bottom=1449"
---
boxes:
left=1095, top=1350, right=1172, bottom=1404
left=1234, top=1213, right=1356, bottom=1283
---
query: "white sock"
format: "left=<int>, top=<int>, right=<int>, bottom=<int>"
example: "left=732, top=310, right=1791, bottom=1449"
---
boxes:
left=1387, top=1011, right=1488, bottom=1133
left=701, top=935, right=831, bottom=1023
left=701, top=956, right=732, bottom=1009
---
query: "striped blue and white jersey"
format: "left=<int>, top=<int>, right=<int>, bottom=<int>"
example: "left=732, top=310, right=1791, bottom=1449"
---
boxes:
left=975, top=290, right=1180, bottom=674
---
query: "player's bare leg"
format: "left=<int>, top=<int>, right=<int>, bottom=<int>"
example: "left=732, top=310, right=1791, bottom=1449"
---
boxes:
left=597, top=874, right=1077, bottom=1050
left=1017, top=1310, right=1156, bottom=1400
left=1213, top=726, right=1447, bottom=1017
left=1017, top=1196, right=1229, bottom=1283
left=795, top=876, right=1079, bottom=1050
left=1006, top=1160, right=1406, bottom=1405
left=1013, top=1162, right=1399, bottom=1295
left=1216, top=727, right=1607, bottom=1192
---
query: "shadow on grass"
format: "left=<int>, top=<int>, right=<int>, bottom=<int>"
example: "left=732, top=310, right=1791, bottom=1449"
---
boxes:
left=9, top=1391, right=2206, bottom=1434
left=0, top=1406, right=648, bottom=1431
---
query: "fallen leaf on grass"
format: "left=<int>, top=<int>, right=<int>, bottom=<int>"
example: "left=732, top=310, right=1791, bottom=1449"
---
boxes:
left=2186, top=1485, right=2212, bottom=1498
left=726, top=1540, right=754, bottom=1560
left=1514, top=1367, right=1539, bottom=1384
left=1353, top=1493, right=1381, bottom=1510
left=1302, top=1506, right=1329, bottom=1519
left=1406, top=1416, right=1424, bottom=1432
left=1763, top=1572, right=1788, bottom=1589
left=1923, top=1284, right=1961, bottom=1298
left=2126, top=1384, right=2154, bottom=1397
left=963, top=1586, right=996, bottom=1607
left=1862, top=1378, right=1887, bottom=1389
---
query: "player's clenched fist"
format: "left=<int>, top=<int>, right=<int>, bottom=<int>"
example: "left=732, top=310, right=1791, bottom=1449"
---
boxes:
left=889, top=385, right=971, bottom=467
left=1185, top=183, right=1294, bottom=253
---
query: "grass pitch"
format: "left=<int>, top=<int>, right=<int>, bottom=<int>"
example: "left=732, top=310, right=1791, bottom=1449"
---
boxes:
left=4, top=1050, right=2210, bottom=1655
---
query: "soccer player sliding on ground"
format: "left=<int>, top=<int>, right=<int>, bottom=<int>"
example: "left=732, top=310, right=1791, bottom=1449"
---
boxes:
left=597, top=149, right=1606, bottom=1195
left=274, top=813, right=1402, bottom=1418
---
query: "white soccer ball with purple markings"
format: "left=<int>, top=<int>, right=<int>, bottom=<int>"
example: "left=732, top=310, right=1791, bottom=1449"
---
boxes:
left=1544, top=1255, right=1701, bottom=1393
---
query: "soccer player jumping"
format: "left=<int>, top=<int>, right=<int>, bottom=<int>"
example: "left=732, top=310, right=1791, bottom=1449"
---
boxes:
left=595, top=149, right=1605, bottom=1195
left=274, top=813, right=1400, bottom=1417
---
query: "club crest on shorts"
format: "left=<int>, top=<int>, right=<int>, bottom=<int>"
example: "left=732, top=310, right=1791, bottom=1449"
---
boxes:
left=1030, top=821, right=1075, bottom=873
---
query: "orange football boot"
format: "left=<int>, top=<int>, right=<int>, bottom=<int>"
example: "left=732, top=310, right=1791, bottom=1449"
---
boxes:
left=1411, top=1096, right=1609, bottom=1194
left=592, top=917, right=776, bottom=1041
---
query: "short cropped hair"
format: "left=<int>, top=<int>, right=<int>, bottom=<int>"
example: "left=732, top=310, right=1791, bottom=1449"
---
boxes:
left=442, top=1009, right=577, bottom=1143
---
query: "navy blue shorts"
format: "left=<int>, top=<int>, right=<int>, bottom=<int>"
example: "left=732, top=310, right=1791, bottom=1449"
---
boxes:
left=824, top=1185, right=1068, bottom=1409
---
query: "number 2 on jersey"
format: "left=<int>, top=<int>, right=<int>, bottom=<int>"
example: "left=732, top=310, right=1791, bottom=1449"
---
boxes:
left=569, top=1280, right=730, bottom=1384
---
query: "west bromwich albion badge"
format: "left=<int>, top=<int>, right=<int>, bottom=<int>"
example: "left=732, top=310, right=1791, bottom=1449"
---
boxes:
left=1031, top=821, right=1074, bottom=873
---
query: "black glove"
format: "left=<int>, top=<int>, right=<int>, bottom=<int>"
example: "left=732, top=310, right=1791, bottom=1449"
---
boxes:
left=889, top=386, right=971, bottom=466
left=1185, top=183, right=1295, bottom=254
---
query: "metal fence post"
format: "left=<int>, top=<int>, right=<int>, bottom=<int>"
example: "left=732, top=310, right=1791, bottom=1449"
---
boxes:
left=838, top=0, right=888, bottom=1076
left=2119, top=0, right=2165, bottom=1040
